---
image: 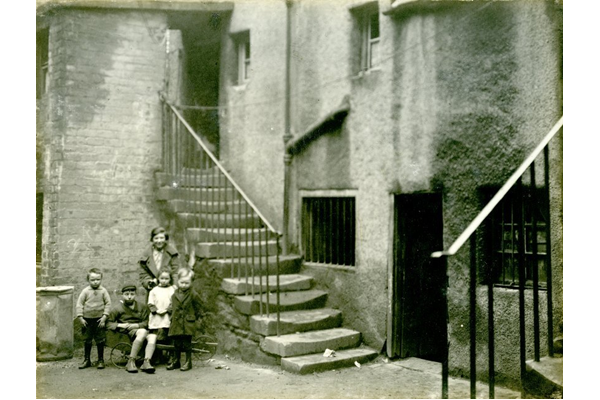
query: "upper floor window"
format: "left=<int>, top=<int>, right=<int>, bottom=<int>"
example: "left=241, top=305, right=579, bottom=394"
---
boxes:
left=351, top=2, right=380, bottom=74
left=37, top=28, right=49, bottom=98
left=361, top=11, right=380, bottom=71
left=234, top=31, right=250, bottom=85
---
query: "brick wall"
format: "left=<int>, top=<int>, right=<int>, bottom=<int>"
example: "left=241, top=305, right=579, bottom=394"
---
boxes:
left=40, top=9, right=169, bottom=299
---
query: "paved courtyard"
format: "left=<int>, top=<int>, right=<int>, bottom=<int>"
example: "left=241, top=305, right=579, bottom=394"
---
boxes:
left=36, top=351, right=520, bottom=399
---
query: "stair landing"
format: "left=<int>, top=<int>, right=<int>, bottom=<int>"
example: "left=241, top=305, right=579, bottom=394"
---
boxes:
left=524, top=356, right=563, bottom=398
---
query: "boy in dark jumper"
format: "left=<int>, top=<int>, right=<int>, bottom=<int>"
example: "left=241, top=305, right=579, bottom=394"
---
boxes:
left=75, top=268, right=111, bottom=369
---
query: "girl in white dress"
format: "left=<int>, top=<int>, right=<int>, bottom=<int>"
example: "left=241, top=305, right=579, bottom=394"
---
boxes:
left=147, top=269, right=176, bottom=366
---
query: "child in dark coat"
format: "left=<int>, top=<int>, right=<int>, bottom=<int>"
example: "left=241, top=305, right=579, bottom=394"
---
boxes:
left=167, top=268, right=203, bottom=371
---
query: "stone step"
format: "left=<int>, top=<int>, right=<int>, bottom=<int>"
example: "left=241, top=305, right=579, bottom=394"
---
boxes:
left=222, top=274, right=312, bottom=295
left=171, top=200, right=247, bottom=214
left=178, top=212, right=262, bottom=229
left=261, top=328, right=361, bottom=357
left=524, top=356, right=563, bottom=399
left=187, top=227, right=276, bottom=242
left=208, top=255, right=302, bottom=277
left=250, top=308, right=342, bottom=336
left=234, top=290, right=327, bottom=316
left=156, top=187, right=242, bottom=201
left=281, top=347, right=379, bottom=375
left=195, top=240, right=279, bottom=259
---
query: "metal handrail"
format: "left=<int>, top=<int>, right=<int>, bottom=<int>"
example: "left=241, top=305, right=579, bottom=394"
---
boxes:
left=431, top=116, right=563, bottom=258
left=162, top=95, right=281, bottom=237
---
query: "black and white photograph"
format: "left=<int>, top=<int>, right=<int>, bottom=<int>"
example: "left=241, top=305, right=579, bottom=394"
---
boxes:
left=32, top=0, right=572, bottom=398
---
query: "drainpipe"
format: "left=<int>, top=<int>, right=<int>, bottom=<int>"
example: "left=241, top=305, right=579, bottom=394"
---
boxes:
left=282, top=0, right=293, bottom=255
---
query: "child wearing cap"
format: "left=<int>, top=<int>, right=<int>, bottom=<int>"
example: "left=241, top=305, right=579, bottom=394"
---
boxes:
left=106, top=284, right=157, bottom=373
left=76, top=268, right=111, bottom=369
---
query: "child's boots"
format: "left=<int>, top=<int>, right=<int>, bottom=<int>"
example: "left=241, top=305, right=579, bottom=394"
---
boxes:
left=96, top=343, right=105, bottom=369
left=166, top=351, right=181, bottom=370
left=79, top=342, right=93, bottom=369
left=180, top=352, right=192, bottom=371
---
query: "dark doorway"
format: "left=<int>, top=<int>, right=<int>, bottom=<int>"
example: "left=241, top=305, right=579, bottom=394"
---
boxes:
left=391, top=193, right=445, bottom=362
left=168, top=12, right=224, bottom=157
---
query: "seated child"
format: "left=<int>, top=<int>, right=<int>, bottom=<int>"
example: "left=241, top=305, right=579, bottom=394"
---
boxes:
left=106, top=284, right=158, bottom=374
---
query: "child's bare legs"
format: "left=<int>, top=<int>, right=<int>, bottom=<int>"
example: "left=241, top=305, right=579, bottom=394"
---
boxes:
left=141, top=334, right=157, bottom=373
left=126, top=329, right=148, bottom=373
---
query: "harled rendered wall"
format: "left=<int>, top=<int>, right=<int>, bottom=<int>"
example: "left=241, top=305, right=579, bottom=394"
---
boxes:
left=281, top=0, right=561, bottom=387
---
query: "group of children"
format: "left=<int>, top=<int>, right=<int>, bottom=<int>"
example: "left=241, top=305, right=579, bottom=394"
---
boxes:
left=75, top=266, right=204, bottom=373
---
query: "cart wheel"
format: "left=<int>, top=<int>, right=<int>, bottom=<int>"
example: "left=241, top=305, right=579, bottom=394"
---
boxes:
left=110, top=342, right=132, bottom=369
left=191, top=334, right=218, bottom=361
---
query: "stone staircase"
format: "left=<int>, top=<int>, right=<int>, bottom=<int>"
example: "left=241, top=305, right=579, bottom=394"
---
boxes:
left=523, top=324, right=563, bottom=398
left=155, top=168, right=378, bottom=374
left=523, top=356, right=563, bottom=399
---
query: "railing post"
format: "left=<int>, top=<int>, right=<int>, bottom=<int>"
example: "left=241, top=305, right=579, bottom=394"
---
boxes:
left=266, top=229, right=271, bottom=317
left=516, top=178, right=527, bottom=397
left=530, top=163, right=540, bottom=362
left=276, top=234, right=281, bottom=337
left=251, top=211, right=256, bottom=298
left=487, top=218, right=495, bottom=399
left=439, top=255, right=449, bottom=399
left=245, top=202, right=250, bottom=296
left=469, top=233, right=477, bottom=399
left=543, top=146, right=554, bottom=357
left=258, top=228, right=263, bottom=316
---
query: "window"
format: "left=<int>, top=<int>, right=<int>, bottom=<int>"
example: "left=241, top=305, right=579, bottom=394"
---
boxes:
left=361, top=11, right=380, bottom=71
left=37, top=28, right=49, bottom=99
left=37, top=193, right=44, bottom=263
left=234, top=31, right=250, bottom=84
left=352, top=3, right=380, bottom=73
left=301, top=197, right=356, bottom=266
left=484, top=186, right=549, bottom=287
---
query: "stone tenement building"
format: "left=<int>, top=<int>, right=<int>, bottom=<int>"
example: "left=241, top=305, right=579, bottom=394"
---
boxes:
left=37, top=0, right=562, bottom=394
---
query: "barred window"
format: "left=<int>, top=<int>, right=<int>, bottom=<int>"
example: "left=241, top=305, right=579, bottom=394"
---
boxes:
left=485, top=186, right=549, bottom=288
left=301, top=197, right=356, bottom=266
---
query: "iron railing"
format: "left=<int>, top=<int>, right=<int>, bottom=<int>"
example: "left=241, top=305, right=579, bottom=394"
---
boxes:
left=431, top=117, right=563, bottom=398
left=160, top=94, right=283, bottom=335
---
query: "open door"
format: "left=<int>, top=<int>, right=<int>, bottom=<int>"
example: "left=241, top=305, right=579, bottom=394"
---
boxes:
left=391, top=193, right=445, bottom=361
